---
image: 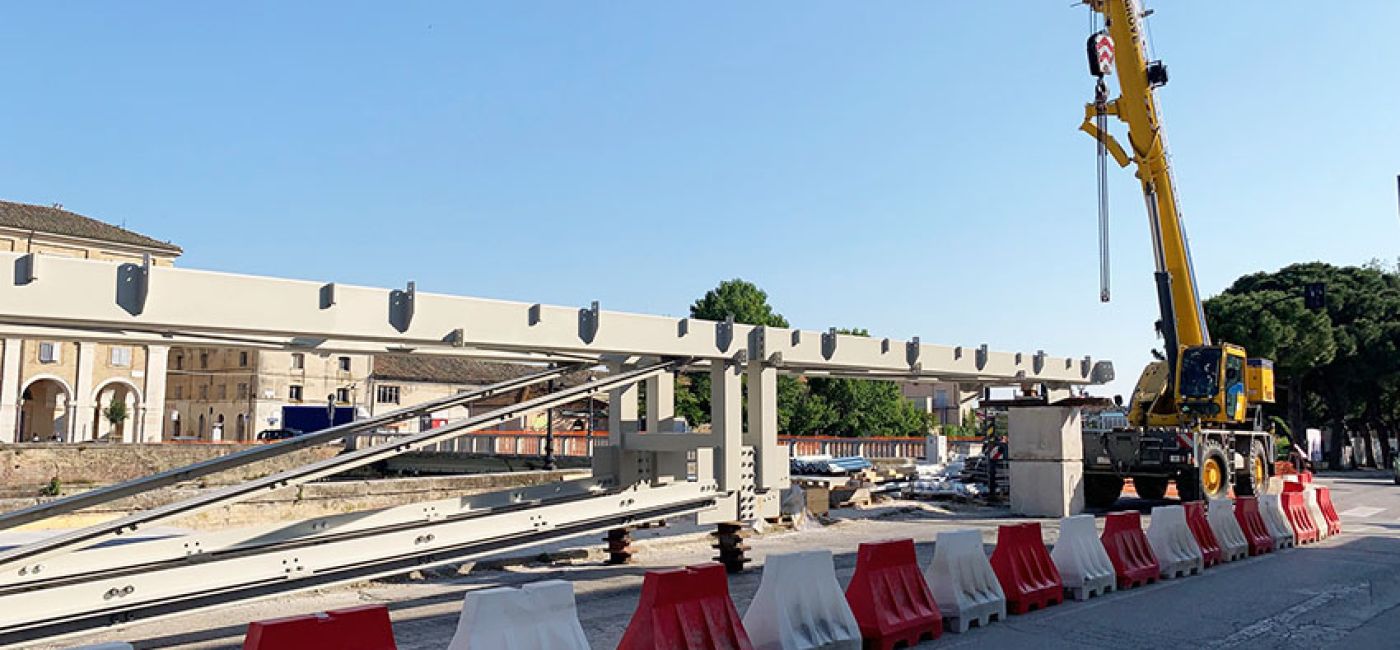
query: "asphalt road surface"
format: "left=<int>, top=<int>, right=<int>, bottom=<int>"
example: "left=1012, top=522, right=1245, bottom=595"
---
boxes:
left=27, top=470, right=1400, bottom=650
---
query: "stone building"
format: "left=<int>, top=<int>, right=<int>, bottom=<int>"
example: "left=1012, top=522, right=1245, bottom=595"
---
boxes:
left=367, top=356, right=606, bottom=434
left=0, top=201, right=181, bottom=442
left=164, top=348, right=371, bottom=441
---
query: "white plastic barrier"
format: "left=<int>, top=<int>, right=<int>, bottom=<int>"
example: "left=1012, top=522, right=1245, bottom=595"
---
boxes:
left=743, top=550, right=862, bottom=650
left=1207, top=498, right=1249, bottom=562
left=1304, top=487, right=1331, bottom=540
left=924, top=529, right=1006, bottom=633
left=447, top=580, right=589, bottom=650
left=1259, top=494, right=1296, bottom=549
left=1051, top=514, right=1116, bottom=601
left=1146, top=505, right=1204, bottom=579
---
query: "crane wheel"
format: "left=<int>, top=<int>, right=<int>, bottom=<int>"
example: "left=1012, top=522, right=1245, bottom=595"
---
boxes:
left=1132, top=476, right=1169, bottom=500
left=1234, top=440, right=1269, bottom=496
left=1085, top=474, right=1124, bottom=509
left=1195, top=441, right=1231, bottom=501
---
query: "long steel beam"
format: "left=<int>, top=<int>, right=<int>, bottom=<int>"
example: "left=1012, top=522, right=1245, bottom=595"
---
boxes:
left=0, top=252, right=1113, bottom=385
left=0, top=480, right=716, bottom=646
left=0, top=363, right=584, bottom=532
left=0, top=361, right=679, bottom=571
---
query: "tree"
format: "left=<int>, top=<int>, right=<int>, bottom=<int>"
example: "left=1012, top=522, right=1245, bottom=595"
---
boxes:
left=675, top=280, right=931, bottom=437
left=1205, top=262, right=1400, bottom=468
left=675, top=279, right=792, bottom=428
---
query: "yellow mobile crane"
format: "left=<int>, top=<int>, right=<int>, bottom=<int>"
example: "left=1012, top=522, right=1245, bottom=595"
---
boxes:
left=1077, top=0, right=1277, bottom=504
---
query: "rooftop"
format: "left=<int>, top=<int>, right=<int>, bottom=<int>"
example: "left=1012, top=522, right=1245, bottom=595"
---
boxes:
left=0, top=200, right=182, bottom=254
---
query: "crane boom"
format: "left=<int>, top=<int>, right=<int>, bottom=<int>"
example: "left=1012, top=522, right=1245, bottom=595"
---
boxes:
left=1084, top=0, right=1209, bottom=359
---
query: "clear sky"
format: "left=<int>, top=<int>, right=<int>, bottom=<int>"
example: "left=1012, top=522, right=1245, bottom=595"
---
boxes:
left=2, top=2, right=1397, bottom=397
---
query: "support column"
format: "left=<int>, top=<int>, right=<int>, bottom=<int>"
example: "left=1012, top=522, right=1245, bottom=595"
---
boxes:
left=710, top=361, right=742, bottom=493
left=72, top=342, right=97, bottom=442
left=0, top=339, right=21, bottom=443
left=744, top=362, right=781, bottom=490
left=644, top=373, right=675, bottom=433
left=141, top=345, right=169, bottom=443
left=607, top=371, right=639, bottom=443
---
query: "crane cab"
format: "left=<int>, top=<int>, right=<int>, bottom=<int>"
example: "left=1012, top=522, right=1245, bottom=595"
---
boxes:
left=1175, top=343, right=1273, bottom=425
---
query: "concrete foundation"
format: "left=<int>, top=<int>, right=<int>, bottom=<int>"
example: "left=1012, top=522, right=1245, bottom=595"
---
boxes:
left=1009, top=406, right=1085, bottom=517
left=1008, top=407, right=1084, bottom=462
left=1010, top=460, right=1085, bottom=517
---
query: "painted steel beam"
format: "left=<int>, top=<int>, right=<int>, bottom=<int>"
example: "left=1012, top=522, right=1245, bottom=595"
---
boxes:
left=0, top=361, right=678, bottom=571
left=0, top=363, right=583, bottom=532
left=0, top=252, right=1112, bottom=385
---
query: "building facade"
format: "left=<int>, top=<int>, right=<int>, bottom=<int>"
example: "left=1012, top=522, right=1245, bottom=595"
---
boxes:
left=0, top=201, right=181, bottom=443
left=165, top=348, right=371, bottom=441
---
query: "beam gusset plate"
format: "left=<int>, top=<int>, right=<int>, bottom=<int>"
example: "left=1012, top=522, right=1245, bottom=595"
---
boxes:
left=0, top=252, right=1112, bottom=385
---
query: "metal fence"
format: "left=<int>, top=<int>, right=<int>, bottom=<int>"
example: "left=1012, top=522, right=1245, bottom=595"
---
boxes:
left=346, top=429, right=932, bottom=460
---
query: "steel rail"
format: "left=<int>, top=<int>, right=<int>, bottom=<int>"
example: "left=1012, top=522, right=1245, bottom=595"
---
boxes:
left=0, top=360, right=679, bottom=570
left=0, top=492, right=714, bottom=646
left=0, top=362, right=586, bottom=532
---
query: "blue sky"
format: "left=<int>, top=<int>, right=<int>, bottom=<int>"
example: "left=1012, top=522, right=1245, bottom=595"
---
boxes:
left=2, top=2, right=1397, bottom=397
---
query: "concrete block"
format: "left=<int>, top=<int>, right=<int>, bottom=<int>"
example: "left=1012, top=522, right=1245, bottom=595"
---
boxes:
left=1008, top=407, right=1083, bottom=462
left=1010, top=460, right=1083, bottom=518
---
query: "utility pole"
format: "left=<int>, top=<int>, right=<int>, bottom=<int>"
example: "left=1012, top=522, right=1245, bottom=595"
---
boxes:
left=544, top=374, right=557, bottom=470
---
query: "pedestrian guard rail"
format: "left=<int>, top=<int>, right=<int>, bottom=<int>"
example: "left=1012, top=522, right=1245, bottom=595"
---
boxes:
left=1232, top=497, right=1275, bottom=556
left=923, top=529, right=1006, bottom=633
left=1316, top=486, right=1342, bottom=536
left=1100, top=511, right=1159, bottom=589
left=1145, top=505, right=1204, bottom=579
left=742, top=550, right=861, bottom=650
left=618, top=563, right=753, bottom=650
left=243, top=605, right=397, bottom=650
left=1207, top=498, right=1249, bottom=562
left=844, top=539, right=943, bottom=650
left=445, top=580, right=589, bottom=650
left=1050, top=515, right=1116, bottom=601
left=1280, top=485, right=1320, bottom=544
left=989, top=523, right=1063, bottom=614
left=1258, top=494, right=1297, bottom=549
left=1182, top=501, right=1223, bottom=567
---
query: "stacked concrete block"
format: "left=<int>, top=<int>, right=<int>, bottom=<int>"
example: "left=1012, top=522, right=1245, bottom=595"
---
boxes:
left=1008, top=407, right=1084, bottom=517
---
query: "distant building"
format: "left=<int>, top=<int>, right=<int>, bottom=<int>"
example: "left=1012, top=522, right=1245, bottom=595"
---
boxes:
left=164, top=348, right=371, bottom=441
left=902, top=381, right=977, bottom=428
left=0, top=201, right=181, bottom=442
left=368, top=356, right=606, bottom=434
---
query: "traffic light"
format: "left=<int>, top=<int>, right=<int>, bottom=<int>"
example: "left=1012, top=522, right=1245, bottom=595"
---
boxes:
left=1303, top=283, right=1326, bottom=311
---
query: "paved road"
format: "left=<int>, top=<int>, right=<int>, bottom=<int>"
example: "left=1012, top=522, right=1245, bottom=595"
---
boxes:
left=32, top=470, right=1400, bottom=649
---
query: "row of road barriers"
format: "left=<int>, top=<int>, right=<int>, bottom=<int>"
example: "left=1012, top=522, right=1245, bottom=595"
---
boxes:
left=224, top=478, right=1344, bottom=650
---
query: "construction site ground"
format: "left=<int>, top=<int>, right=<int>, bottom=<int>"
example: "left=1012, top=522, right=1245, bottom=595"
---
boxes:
left=30, top=470, right=1400, bottom=650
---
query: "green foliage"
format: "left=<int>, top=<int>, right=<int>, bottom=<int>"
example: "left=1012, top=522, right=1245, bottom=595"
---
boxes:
left=675, top=280, right=930, bottom=437
left=40, top=476, right=62, bottom=497
left=103, top=400, right=128, bottom=426
left=1205, top=261, right=1400, bottom=468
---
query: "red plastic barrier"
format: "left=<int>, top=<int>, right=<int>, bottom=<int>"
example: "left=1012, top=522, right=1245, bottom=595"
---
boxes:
left=1183, top=501, right=1223, bottom=567
left=1280, top=487, right=1320, bottom=545
left=617, top=563, right=752, bottom=650
left=1233, top=497, right=1274, bottom=555
left=989, top=522, right=1063, bottom=614
left=1316, top=486, right=1342, bottom=536
left=1298, top=471, right=1313, bottom=484
left=244, top=605, right=397, bottom=650
left=844, top=539, right=942, bottom=649
left=1099, top=511, right=1159, bottom=589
